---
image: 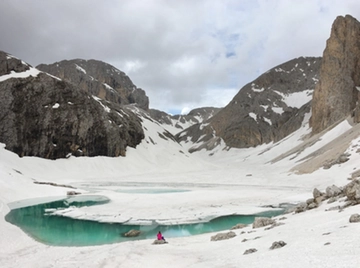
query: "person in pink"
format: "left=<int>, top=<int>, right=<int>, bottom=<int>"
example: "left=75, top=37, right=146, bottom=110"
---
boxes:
left=157, top=231, right=165, bottom=241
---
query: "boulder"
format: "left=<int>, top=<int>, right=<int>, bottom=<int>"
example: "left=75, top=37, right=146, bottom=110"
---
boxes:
left=315, top=196, right=326, bottom=204
left=307, top=202, right=318, bottom=210
left=313, top=188, right=323, bottom=199
left=252, top=217, right=276, bottom=228
left=124, top=229, right=141, bottom=237
left=243, top=248, right=257, bottom=255
left=210, top=231, right=236, bottom=241
left=152, top=240, right=168, bottom=245
left=344, top=179, right=360, bottom=202
left=294, top=202, right=307, bottom=213
left=326, top=185, right=342, bottom=198
left=349, top=214, right=360, bottom=223
left=306, top=198, right=315, bottom=205
left=270, top=241, right=287, bottom=250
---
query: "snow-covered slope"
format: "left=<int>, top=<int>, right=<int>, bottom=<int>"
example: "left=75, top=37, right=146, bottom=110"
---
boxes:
left=1, top=106, right=360, bottom=267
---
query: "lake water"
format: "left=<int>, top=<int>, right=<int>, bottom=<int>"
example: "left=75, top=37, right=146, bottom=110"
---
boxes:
left=5, top=195, right=283, bottom=247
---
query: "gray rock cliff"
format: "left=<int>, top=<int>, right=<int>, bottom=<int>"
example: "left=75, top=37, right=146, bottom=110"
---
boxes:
left=311, top=15, right=360, bottom=133
left=37, top=59, right=149, bottom=110
left=0, top=51, right=144, bottom=159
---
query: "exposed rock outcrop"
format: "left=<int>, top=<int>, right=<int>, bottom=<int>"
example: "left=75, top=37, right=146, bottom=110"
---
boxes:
left=343, top=179, right=360, bottom=202
left=252, top=217, right=276, bottom=228
left=230, top=223, right=247, bottom=230
left=270, top=241, right=287, bottom=250
left=37, top=59, right=149, bottom=110
left=177, top=57, right=321, bottom=151
left=124, top=229, right=141, bottom=237
left=0, top=52, right=30, bottom=74
left=311, top=15, right=360, bottom=134
left=152, top=240, right=168, bottom=245
left=0, top=51, right=144, bottom=159
left=349, top=214, right=360, bottom=223
left=243, top=248, right=257, bottom=255
left=210, top=231, right=236, bottom=241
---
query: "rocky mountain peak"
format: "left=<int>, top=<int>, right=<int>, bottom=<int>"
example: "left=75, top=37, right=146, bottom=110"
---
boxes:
left=37, top=59, right=149, bottom=110
left=177, top=56, right=321, bottom=151
left=0, top=51, right=144, bottom=159
left=311, top=15, right=360, bottom=133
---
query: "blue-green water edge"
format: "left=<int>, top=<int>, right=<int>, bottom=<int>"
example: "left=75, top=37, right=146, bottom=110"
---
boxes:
left=5, top=196, right=283, bottom=247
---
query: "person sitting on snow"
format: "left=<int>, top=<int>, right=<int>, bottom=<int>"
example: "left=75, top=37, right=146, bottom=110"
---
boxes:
left=157, top=231, right=165, bottom=241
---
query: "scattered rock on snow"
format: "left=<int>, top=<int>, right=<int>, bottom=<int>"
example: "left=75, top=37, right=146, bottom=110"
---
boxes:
left=344, top=179, right=360, bottom=202
left=264, top=222, right=285, bottom=230
left=325, top=185, right=342, bottom=198
left=306, top=198, right=315, bottom=205
left=349, top=214, right=360, bottom=223
left=294, top=202, right=307, bottom=213
left=243, top=248, right=257, bottom=255
left=210, top=231, right=236, bottom=241
left=327, top=196, right=339, bottom=204
left=252, top=217, right=276, bottom=228
left=326, top=205, right=341, bottom=212
left=230, top=223, right=247, bottom=230
left=313, top=188, right=323, bottom=199
left=307, top=202, right=318, bottom=210
left=270, top=241, right=287, bottom=250
left=152, top=240, right=168, bottom=245
left=67, top=191, right=82, bottom=195
left=315, top=195, right=326, bottom=204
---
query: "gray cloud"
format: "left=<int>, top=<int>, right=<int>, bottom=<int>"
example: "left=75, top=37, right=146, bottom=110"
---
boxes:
left=1, top=0, right=360, bottom=114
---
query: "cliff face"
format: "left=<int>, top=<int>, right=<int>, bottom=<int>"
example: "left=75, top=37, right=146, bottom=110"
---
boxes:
left=177, top=57, right=321, bottom=150
left=37, top=59, right=149, bottom=111
left=311, top=15, right=360, bottom=133
left=0, top=51, right=144, bottom=159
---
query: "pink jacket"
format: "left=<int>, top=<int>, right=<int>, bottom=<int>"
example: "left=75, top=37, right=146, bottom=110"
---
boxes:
left=157, top=233, right=163, bottom=240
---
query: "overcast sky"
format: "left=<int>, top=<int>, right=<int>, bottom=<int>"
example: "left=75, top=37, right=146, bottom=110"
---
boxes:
left=1, top=1, right=360, bottom=114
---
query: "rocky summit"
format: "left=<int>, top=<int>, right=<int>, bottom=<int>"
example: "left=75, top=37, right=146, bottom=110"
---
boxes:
left=176, top=56, right=321, bottom=151
left=37, top=59, right=149, bottom=110
left=0, top=51, right=144, bottom=159
left=311, top=15, right=360, bottom=134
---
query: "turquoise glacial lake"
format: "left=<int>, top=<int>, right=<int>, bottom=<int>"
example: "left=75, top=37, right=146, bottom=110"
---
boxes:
left=5, top=195, right=283, bottom=247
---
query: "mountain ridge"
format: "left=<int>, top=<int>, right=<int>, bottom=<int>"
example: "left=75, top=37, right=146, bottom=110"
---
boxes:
left=0, top=51, right=144, bottom=159
left=37, top=59, right=149, bottom=110
left=176, top=56, right=321, bottom=152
